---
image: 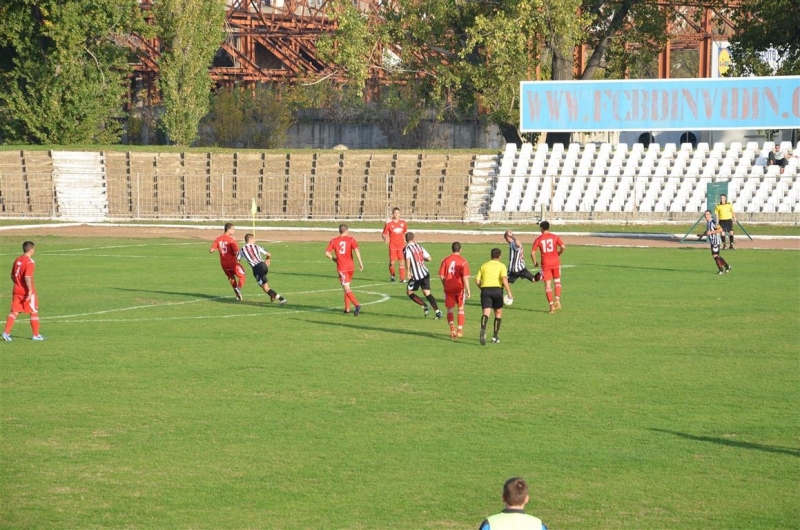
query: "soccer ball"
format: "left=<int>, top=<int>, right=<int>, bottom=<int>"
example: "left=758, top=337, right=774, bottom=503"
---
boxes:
left=503, top=295, right=513, bottom=306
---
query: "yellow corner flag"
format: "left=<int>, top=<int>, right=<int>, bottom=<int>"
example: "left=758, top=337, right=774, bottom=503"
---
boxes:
left=251, top=198, right=257, bottom=236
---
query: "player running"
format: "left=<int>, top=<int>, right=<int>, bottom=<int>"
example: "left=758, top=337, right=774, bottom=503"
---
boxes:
left=325, top=224, right=364, bottom=316
left=238, top=234, right=287, bottom=305
left=531, top=221, right=566, bottom=313
left=403, top=232, right=443, bottom=319
left=209, top=223, right=246, bottom=301
left=439, top=242, right=471, bottom=339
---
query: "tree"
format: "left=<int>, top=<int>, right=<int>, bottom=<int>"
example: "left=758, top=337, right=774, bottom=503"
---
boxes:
left=0, top=0, right=143, bottom=144
left=728, top=0, right=800, bottom=76
left=154, top=0, right=226, bottom=146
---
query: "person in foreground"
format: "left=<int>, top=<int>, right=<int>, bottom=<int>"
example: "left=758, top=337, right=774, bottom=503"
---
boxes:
left=475, top=248, right=512, bottom=345
left=703, top=210, right=732, bottom=275
left=209, top=223, right=246, bottom=301
left=531, top=221, right=565, bottom=313
left=479, top=477, right=548, bottom=530
left=439, top=241, right=471, bottom=339
left=238, top=234, right=287, bottom=305
left=325, top=224, right=364, bottom=315
left=3, top=241, right=43, bottom=341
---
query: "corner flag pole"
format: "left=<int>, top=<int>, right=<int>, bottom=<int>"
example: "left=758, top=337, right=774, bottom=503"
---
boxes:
left=251, top=198, right=257, bottom=237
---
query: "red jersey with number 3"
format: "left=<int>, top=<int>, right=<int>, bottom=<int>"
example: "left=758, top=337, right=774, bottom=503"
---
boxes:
left=533, top=233, right=564, bottom=269
left=326, top=235, right=359, bottom=272
left=211, top=234, right=240, bottom=269
left=439, top=254, right=470, bottom=294
left=11, top=255, right=36, bottom=297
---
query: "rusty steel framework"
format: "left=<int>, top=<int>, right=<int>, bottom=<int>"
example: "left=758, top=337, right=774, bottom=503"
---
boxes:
left=126, top=0, right=740, bottom=104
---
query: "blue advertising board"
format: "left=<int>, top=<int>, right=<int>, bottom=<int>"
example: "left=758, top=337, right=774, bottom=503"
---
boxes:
left=519, top=76, right=800, bottom=132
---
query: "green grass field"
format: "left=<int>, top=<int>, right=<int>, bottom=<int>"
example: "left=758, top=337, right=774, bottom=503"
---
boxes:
left=1, top=235, right=798, bottom=529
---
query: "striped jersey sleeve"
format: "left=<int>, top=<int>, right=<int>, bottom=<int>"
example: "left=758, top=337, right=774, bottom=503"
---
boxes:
left=239, top=244, right=267, bottom=267
left=404, top=242, right=430, bottom=280
left=706, top=219, right=722, bottom=246
left=507, top=240, right=526, bottom=273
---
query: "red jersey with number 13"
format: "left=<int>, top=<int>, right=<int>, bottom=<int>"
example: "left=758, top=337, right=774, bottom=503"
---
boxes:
left=326, top=235, right=359, bottom=272
left=210, top=234, right=240, bottom=268
left=439, top=254, right=470, bottom=294
left=11, top=255, right=35, bottom=296
left=533, top=233, right=564, bottom=269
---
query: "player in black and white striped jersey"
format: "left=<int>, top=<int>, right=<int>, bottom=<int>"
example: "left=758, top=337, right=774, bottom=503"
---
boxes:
left=703, top=210, right=731, bottom=275
left=238, top=234, right=287, bottom=304
left=403, top=232, right=443, bottom=319
left=503, top=230, right=542, bottom=284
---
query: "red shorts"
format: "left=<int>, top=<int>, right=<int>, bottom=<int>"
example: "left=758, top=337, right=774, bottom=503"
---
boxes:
left=541, top=267, right=561, bottom=282
left=223, top=264, right=246, bottom=280
left=444, top=291, right=465, bottom=309
left=11, top=293, right=38, bottom=314
left=338, top=270, right=354, bottom=285
left=388, top=248, right=404, bottom=261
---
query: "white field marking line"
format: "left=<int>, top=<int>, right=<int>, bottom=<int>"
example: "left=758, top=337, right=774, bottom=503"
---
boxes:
left=44, top=282, right=389, bottom=321
left=46, top=291, right=390, bottom=324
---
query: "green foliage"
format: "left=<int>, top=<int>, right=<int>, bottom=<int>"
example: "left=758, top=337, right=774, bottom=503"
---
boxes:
left=728, top=0, right=800, bottom=76
left=199, top=85, right=294, bottom=148
left=1, top=235, right=798, bottom=528
left=154, top=0, right=226, bottom=146
left=0, top=0, right=143, bottom=144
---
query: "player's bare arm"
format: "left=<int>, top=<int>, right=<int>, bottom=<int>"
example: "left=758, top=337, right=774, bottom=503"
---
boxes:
left=464, top=275, right=472, bottom=298
left=502, top=276, right=512, bottom=299
left=355, top=249, right=364, bottom=271
left=24, top=276, right=33, bottom=300
left=325, top=251, right=336, bottom=261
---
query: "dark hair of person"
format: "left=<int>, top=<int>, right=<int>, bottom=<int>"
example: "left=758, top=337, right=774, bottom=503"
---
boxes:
left=452, top=242, right=461, bottom=253
left=405, top=232, right=415, bottom=242
left=339, top=224, right=348, bottom=234
left=539, top=221, right=550, bottom=231
left=244, top=234, right=254, bottom=243
left=392, top=207, right=400, bottom=213
left=23, top=241, right=35, bottom=253
left=502, top=477, right=528, bottom=506
left=491, top=247, right=501, bottom=259
left=224, top=222, right=234, bottom=232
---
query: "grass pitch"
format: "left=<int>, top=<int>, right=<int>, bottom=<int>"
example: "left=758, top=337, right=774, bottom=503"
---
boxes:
left=1, top=236, right=798, bottom=529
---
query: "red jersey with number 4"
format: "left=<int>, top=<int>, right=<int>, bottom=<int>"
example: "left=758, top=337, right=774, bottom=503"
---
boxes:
left=382, top=219, right=408, bottom=251
left=326, top=235, right=359, bottom=272
left=211, top=234, right=240, bottom=269
left=439, top=254, right=470, bottom=294
left=533, top=233, right=564, bottom=269
left=11, top=255, right=35, bottom=296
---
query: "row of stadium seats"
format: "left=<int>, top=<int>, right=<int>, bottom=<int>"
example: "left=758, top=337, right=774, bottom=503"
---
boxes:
left=491, top=142, right=800, bottom=216
left=1, top=146, right=798, bottom=220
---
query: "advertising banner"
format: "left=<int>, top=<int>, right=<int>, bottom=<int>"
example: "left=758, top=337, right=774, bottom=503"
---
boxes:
left=520, top=76, right=800, bottom=132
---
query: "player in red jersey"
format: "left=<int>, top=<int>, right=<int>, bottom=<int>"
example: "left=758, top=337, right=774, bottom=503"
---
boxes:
left=531, top=221, right=566, bottom=313
left=325, top=224, right=364, bottom=316
left=382, top=207, right=408, bottom=283
left=209, top=223, right=246, bottom=301
left=439, top=241, right=471, bottom=339
left=3, top=241, right=43, bottom=341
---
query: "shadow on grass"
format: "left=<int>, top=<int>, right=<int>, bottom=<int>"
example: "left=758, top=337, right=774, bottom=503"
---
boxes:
left=298, top=317, right=471, bottom=345
left=112, top=287, right=290, bottom=308
left=588, top=263, right=711, bottom=274
left=650, top=428, right=800, bottom=457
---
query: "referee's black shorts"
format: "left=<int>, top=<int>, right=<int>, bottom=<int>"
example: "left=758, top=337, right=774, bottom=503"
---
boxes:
left=719, top=219, right=733, bottom=232
left=480, top=287, right=504, bottom=310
